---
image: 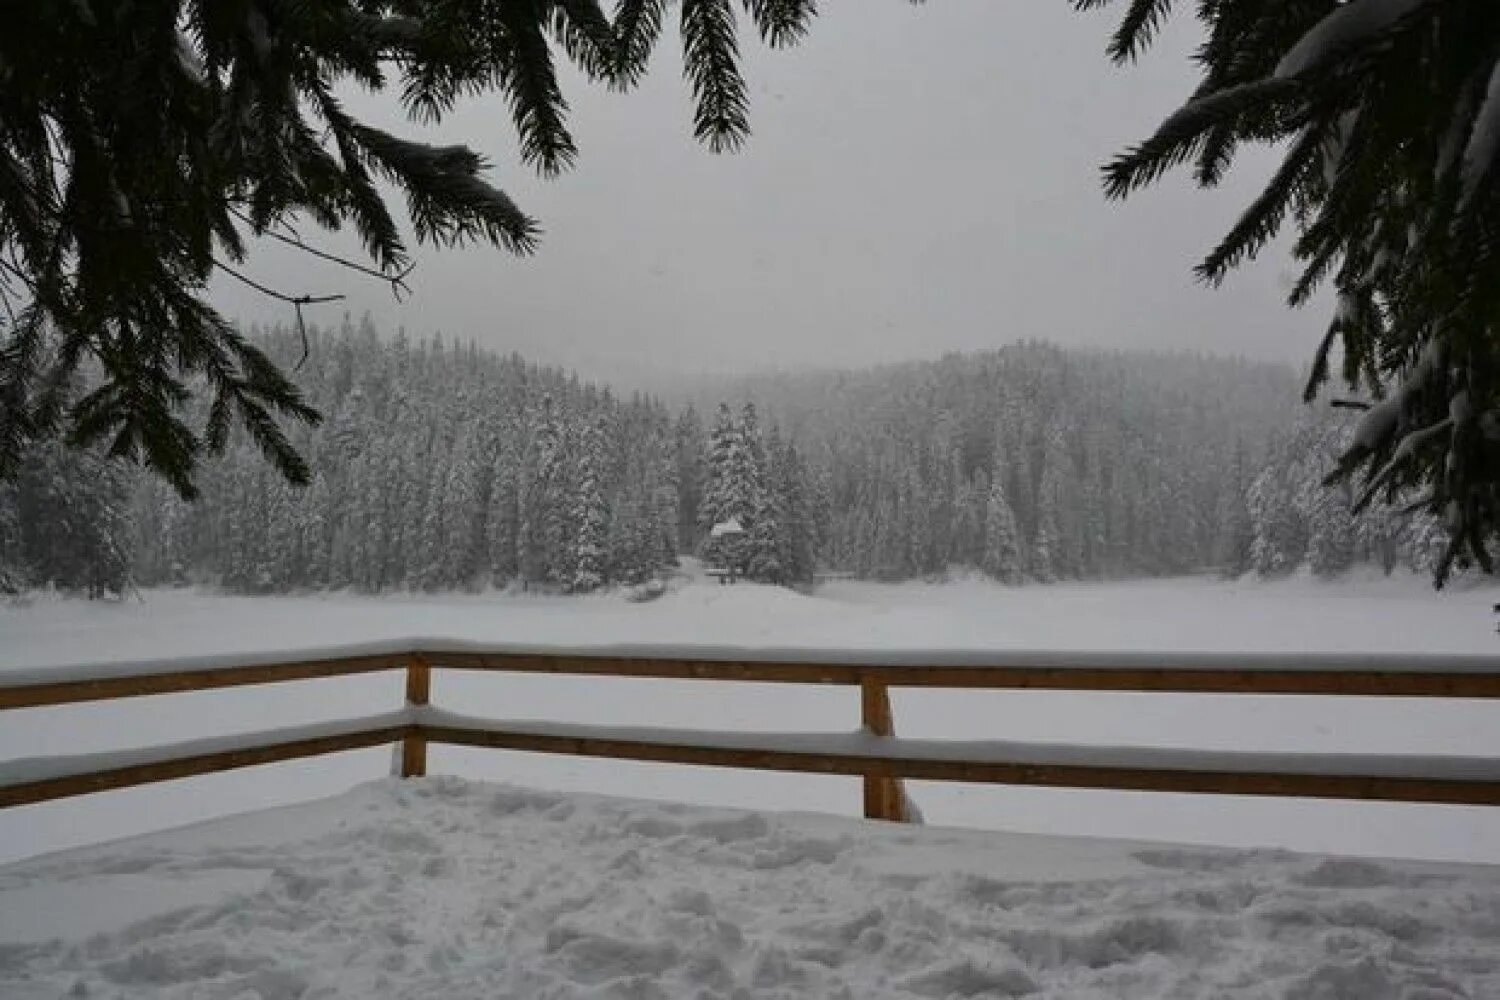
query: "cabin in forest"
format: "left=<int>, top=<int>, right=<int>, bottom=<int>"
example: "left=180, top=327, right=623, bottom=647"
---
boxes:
left=706, top=519, right=745, bottom=583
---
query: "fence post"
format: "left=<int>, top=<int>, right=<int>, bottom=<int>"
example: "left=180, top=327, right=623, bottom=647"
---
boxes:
left=860, top=675, right=907, bottom=822
left=401, top=653, right=430, bottom=778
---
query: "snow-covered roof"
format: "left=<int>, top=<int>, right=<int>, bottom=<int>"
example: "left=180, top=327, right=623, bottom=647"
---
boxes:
left=710, top=518, right=744, bottom=538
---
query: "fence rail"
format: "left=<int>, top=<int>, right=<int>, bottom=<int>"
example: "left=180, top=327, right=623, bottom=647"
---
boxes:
left=2, top=643, right=1499, bottom=822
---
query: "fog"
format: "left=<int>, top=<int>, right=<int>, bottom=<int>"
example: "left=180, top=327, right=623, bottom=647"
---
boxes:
left=208, top=0, right=1323, bottom=383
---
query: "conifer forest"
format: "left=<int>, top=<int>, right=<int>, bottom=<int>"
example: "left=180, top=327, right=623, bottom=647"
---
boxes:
left=1, top=321, right=1444, bottom=598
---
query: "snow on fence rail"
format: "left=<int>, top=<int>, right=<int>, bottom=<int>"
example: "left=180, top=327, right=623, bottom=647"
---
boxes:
left=2, top=643, right=1500, bottom=820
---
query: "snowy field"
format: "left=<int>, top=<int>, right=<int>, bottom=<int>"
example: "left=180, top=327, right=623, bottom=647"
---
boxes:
left=3, top=569, right=1499, bottom=868
left=3, top=776, right=1499, bottom=999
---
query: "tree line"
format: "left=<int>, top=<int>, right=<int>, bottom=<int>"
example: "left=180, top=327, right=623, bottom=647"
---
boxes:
left=1, top=322, right=1445, bottom=597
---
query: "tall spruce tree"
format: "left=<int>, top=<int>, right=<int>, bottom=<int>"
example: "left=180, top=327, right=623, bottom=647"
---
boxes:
left=1086, top=0, right=1500, bottom=584
left=738, top=402, right=781, bottom=582
left=983, top=477, right=1024, bottom=585
left=700, top=402, right=753, bottom=573
left=7, top=442, right=131, bottom=597
left=570, top=418, right=609, bottom=593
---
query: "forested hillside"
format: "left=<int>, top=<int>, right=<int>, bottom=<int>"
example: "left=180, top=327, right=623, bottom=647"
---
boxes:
left=0, top=322, right=1446, bottom=595
left=678, top=349, right=1447, bottom=582
left=675, top=349, right=1291, bottom=580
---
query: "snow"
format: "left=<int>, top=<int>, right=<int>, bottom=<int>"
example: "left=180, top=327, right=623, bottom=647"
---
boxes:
left=9, top=631, right=1500, bottom=691
left=1274, top=0, right=1428, bottom=79
left=0, top=711, right=409, bottom=788
left=1, top=776, right=1497, bottom=999
left=709, top=517, right=744, bottom=538
left=414, top=707, right=1500, bottom=783
left=2, top=572, right=1500, bottom=868
left=1462, top=56, right=1500, bottom=204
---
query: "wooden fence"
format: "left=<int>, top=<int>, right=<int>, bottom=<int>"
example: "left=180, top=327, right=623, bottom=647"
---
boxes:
left=3, top=644, right=1500, bottom=821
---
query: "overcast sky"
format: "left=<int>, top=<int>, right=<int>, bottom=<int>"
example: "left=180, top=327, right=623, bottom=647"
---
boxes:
left=210, top=0, right=1321, bottom=383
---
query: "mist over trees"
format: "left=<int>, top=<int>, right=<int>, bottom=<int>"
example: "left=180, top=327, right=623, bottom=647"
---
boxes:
left=682, top=347, right=1435, bottom=582
left=1, top=322, right=1444, bottom=597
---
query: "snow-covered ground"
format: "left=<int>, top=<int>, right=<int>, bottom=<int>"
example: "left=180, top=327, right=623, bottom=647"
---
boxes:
left=2, top=570, right=1499, bottom=866
left=3, top=776, right=1498, bottom=999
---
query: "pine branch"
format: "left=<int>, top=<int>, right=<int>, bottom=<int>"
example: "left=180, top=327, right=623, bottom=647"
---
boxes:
left=1197, top=121, right=1325, bottom=283
left=612, top=0, right=668, bottom=89
left=1103, top=78, right=1305, bottom=199
left=1107, top=0, right=1177, bottom=64
left=742, top=0, right=816, bottom=48
left=551, top=0, right=620, bottom=82
left=497, top=0, right=578, bottom=177
left=681, top=0, right=750, bottom=153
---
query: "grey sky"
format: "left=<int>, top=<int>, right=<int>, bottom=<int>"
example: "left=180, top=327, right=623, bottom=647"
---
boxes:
left=210, top=1, right=1321, bottom=383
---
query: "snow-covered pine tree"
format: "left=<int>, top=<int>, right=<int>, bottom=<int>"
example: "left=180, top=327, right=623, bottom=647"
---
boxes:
left=651, top=436, right=682, bottom=570
left=520, top=395, right=568, bottom=588
left=768, top=431, right=814, bottom=585
left=1212, top=441, right=1255, bottom=578
left=1247, top=465, right=1301, bottom=577
left=674, top=407, right=706, bottom=554
left=1031, top=515, right=1057, bottom=585
left=11, top=443, right=131, bottom=597
left=741, top=408, right=782, bottom=583
left=570, top=419, right=609, bottom=593
left=0, top=478, right=22, bottom=594
left=1302, top=473, right=1357, bottom=579
left=746, top=487, right=783, bottom=584
left=1035, top=429, right=1080, bottom=579
left=983, top=478, right=1024, bottom=585
left=700, top=403, right=754, bottom=574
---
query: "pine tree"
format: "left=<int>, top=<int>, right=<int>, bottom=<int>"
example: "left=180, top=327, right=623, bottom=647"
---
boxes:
left=570, top=419, right=609, bottom=593
left=1305, top=486, right=1357, bottom=579
left=1247, top=466, right=1301, bottom=577
left=520, top=395, right=568, bottom=587
left=1035, top=429, right=1080, bottom=579
left=739, top=403, right=782, bottom=582
left=700, top=403, right=754, bottom=574
left=651, top=436, right=682, bottom=569
left=769, top=432, right=814, bottom=585
left=983, top=479, right=1024, bottom=585
left=1031, top=516, right=1057, bottom=585
left=674, top=407, right=707, bottom=553
left=11, top=442, right=131, bottom=597
left=0, top=478, right=22, bottom=594
left=746, top=486, right=783, bottom=584
left=1212, top=441, right=1255, bottom=578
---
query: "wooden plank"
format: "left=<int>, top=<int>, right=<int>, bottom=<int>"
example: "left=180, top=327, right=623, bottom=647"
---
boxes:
left=401, top=655, right=431, bottom=778
left=6, top=717, right=1500, bottom=809
left=0, top=726, right=410, bottom=808
left=420, top=724, right=1500, bottom=807
left=0, top=654, right=406, bottom=710
left=423, top=652, right=1500, bottom=698
left=5, top=650, right=1499, bottom=710
left=861, top=678, right=906, bottom=821
left=429, top=651, right=862, bottom=685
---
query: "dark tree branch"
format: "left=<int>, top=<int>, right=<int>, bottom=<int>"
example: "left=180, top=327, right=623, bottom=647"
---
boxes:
left=228, top=207, right=416, bottom=302
left=213, top=258, right=346, bottom=369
